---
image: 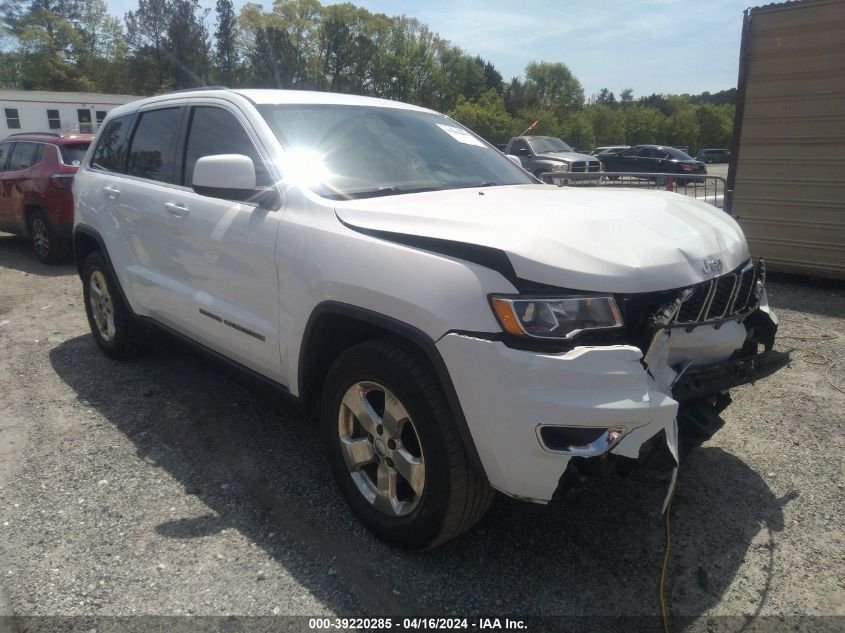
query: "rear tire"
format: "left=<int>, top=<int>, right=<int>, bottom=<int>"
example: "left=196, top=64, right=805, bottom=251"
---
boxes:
left=82, top=250, right=150, bottom=359
left=321, top=338, right=492, bottom=549
left=28, top=209, right=69, bottom=265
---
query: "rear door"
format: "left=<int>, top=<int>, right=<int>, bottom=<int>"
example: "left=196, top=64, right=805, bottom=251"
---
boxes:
left=115, top=105, right=186, bottom=318
left=155, top=102, right=284, bottom=381
left=0, top=142, right=13, bottom=223
left=2, top=142, right=38, bottom=227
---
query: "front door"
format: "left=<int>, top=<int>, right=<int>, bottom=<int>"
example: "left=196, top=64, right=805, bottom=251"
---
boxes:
left=156, top=103, right=284, bottom=382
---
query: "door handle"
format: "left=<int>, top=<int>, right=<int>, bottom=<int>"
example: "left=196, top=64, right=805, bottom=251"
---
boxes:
left=165, top=202, right=189, bottom=218
left=103, top=186, right=121, bottom=199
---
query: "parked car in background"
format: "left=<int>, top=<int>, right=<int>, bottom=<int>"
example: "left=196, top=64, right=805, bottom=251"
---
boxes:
left=0, top=132, right=92, bottom=263
left=597, top=144, right=707, bottom=184
left=591, top=145, right=630, bottom=156
left=504, top=136, right=601, bottom=178
left=695, top=148, right=730, bottom=163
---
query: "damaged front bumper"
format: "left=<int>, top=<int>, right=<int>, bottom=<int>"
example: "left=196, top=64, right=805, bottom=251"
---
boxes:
left=436, top=290, right=788, bottom=504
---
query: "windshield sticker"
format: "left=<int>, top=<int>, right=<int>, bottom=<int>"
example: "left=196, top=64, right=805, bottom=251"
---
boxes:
left=436, top=124, right=486, bottom=147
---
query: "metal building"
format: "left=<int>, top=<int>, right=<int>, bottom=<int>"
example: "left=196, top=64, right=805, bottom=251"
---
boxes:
left=0, top=90, right=140, bottom=136
left=727, top=0, right=845, bottom=279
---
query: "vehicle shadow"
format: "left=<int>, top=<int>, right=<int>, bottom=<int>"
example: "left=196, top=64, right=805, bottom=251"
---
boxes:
left=48, top=334, right=794, bottom=629
left=0, top=233, right=76, bottom=277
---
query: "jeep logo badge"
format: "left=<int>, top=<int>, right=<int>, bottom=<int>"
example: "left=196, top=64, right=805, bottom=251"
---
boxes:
left=702, top=257, right=724, bottom=275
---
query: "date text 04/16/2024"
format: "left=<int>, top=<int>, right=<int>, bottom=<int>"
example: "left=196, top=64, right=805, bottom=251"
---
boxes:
left=307, top=618, right=528, bottom=630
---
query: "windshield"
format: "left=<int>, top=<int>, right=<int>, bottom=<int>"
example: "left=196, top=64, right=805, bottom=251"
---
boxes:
left=59, top=143, right=90, bottom=166
left=258, top=104, right=533, bottom=199
left=528, top=137, right=573, bottom=153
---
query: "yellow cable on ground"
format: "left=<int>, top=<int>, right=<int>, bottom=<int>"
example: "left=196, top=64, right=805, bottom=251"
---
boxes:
left=659, top=467, right=678, bottom=633
left=777, top=319, right=844, bottom=395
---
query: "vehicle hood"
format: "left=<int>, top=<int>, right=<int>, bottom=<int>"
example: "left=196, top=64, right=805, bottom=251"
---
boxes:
left=334, top=185, right=748, bottom=293
left=536, top=151, right=597, bottom=163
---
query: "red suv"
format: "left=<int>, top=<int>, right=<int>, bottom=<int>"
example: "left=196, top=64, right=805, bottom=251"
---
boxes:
left=0, top=132, right=93, bottom=264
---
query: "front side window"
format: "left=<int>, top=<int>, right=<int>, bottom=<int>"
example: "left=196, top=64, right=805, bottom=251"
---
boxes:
left=47, top=109, right=61, bottom=130
left=182, top=106, right=270, bottom=187
left=0, top=142, right=11, bottom=170
left=127, top=108, right=182, bottom=183
left=259, top=104, right=533, bottom=199
left=91, top=114, right=136, bottom=173
left=5, top=108, right=20, bottom=130
left=510, top=139, right=529, bottom=155
left=7, top=142, right=37, bottom=170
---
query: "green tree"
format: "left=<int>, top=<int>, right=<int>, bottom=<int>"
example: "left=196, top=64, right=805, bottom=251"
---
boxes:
left=166, top=0, right=211, bottom=89
left=448, top=89, right=514, bottom=144
left=662, top=104, right=699, bottom=150
left=560, top=110, right=595, bottom=151
left=624, top=104, right=663, bottom=144
left=213, top=0, right=239, bottom=85
left=125, top=0, right=171, bottom=89
left=523, top=60, right=584, bottom=113
left=587, top=104, right=625, bottom=145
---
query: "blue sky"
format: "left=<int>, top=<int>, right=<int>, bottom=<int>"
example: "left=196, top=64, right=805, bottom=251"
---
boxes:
left=106, top=0, right=756, bottom=98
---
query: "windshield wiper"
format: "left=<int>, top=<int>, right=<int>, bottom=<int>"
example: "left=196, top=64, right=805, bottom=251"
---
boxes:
left=329, top=185, right=443, bottom=200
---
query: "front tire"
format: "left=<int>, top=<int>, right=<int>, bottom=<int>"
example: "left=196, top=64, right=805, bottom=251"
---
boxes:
left=82, top=251, right=149, bottom=359
left=29, top=209, right=69, bottom=264
left=321, top=338, right=492, bottom=549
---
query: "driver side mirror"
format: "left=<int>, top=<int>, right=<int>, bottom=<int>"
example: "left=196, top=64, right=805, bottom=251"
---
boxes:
left=517, top=147, right=530, bottom=156
left=506, top=154, right=522, bottom=167
left=192, top=154, right=258, bottom=202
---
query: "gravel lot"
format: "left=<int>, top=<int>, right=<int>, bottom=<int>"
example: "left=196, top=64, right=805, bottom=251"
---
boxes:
left=0, top=231, right=843, bottom=632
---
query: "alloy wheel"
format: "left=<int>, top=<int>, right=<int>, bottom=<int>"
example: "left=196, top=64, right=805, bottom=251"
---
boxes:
left=31, top=218, right=50, bottom=258
left=338, top=381, right=425, bottom=517
left=88, top=270, right=116, bottom=342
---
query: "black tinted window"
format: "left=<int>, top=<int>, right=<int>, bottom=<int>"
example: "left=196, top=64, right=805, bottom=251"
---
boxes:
left=60, top=142, right=90, bottom=166
left=127, top=108, right=182, bottom=183
left=7, top=142, right=37, bottom=170
left=0, top=142, right=10, bottom=170
left=92, top=114, right=135, bottom=173
left=183, top=107, right=270, bottom=187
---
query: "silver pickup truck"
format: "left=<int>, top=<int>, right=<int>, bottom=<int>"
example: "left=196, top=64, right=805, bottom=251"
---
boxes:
left=505, top=135, right=602, bottom=180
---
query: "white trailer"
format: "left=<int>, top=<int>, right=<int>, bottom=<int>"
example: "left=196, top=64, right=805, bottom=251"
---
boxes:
left=0, top=90, right=141, bottom=136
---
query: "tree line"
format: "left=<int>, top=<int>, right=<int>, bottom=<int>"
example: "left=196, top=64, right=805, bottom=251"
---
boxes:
left=0, top=0, right=735, bottom=152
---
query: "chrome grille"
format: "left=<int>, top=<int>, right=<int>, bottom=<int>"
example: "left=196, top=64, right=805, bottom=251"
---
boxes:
left=588, top=160, right=601, bottom=172
left=705, top=274, right=737, bottom=320
left=670, top=260, right=759, bottom=326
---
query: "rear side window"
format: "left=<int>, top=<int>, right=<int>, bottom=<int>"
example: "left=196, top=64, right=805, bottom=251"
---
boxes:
left=59, top=142, right=90, bottom=166
left=7, top=142, right=38, bottom=170
left=127, top=108, right=182, bottom=183
left=91, top=114, right=136, bottom=173
left=182, top=106, right=270, bottom=187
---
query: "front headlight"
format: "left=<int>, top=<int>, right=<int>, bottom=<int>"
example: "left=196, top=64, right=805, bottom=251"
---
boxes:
left=552, top=163, right=570, bottom=172
left=490, top=295, right=623, bottom=340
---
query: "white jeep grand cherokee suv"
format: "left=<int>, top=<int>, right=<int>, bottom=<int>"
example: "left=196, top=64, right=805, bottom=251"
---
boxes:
left=73, top=89, right=788, bottom=549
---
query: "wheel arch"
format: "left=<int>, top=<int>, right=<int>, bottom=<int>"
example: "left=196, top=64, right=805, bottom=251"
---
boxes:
left=298, top=301, right=488, bottom=482
left=72, top=225, right=134, bottom=314
left=22, top=199, right=47, bottom=238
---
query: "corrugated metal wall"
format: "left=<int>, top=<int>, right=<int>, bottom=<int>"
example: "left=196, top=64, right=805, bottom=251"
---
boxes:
left=730, top=0, right=845, bottom=278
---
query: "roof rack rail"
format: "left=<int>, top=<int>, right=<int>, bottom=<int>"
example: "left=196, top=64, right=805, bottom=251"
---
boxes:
left=159, top=85, right=229, bottom=95
left=7, top=132, right=61, bottom=137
